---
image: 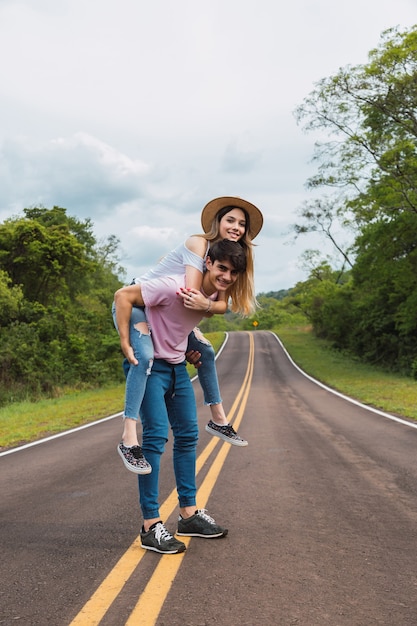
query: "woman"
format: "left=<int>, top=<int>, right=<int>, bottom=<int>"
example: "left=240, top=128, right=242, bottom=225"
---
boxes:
left=113, top=196, right=263, bottom=473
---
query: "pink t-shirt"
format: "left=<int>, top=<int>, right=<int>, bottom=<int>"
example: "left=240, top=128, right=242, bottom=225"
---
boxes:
left=141, top=274, right=217, bottom=364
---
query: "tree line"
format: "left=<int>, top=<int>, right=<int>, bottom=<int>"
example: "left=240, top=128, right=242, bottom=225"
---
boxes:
left=205, top=25, right=417, bottom=381
left=285, top=25, right=417, bottom=379
left=0, top=206, right=125, bottom=405
left=205, top=25, right=417, bottom=379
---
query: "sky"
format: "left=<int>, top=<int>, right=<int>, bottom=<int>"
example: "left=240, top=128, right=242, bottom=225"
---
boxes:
left=0, top=0, right=416, bottom=293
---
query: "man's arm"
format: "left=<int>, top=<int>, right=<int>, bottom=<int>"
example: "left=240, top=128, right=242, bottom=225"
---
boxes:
left=114, top=284, right=145, bottom=365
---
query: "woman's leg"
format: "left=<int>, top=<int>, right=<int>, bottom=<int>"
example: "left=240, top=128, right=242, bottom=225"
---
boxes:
left=187, top=328, right=224, bottom=416
left=113, top=303, right=154, bottom=471
left=187, top=328, right=248, bottom=446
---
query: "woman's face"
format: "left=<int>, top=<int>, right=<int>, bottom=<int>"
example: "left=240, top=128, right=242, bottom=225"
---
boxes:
left=218, top=208, right=246, bottom=242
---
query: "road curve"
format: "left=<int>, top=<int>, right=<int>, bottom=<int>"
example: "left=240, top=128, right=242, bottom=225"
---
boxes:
left=1, top=330, right=417, bottom=625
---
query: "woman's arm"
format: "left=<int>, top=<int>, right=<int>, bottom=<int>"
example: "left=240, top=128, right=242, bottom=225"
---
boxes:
left=206, top=293, right=227, bottom=315
left=184, top=235, right=207, bottom=291
left=183, top=236, right=228, bottom=315
left=177, top=286, right=228, bottom=316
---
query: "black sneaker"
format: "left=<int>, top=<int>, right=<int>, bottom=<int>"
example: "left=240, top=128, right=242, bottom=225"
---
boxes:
left=117, top=443, right=152, bottom=474
left=177, top=509, right=228, bottom=538
left=205, top=421, right=248, bottom=447
left=141, top=522, right=186, bottom=554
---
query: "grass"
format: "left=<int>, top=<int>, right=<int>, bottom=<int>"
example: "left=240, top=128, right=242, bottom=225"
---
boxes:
left=0, top=385, right=126, bottom=451
left=275, top=325, right=417, bottom=421
left=1, top=327, right=416, bottom=451
left=0, top=332, right=227, bottom=451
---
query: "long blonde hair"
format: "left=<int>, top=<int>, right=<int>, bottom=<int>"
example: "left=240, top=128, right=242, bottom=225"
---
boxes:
left=194, top=206, right=259, bottom=316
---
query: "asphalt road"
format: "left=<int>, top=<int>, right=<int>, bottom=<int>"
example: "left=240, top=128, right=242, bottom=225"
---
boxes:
left=1, top=330, right=417, bottom=626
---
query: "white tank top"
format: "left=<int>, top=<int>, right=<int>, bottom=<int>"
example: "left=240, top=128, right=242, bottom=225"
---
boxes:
left=133, top=240, right=209, bottom=284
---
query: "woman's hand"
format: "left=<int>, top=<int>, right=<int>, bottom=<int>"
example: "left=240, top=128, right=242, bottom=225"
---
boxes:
left=177, top=287, right=211, bottom=312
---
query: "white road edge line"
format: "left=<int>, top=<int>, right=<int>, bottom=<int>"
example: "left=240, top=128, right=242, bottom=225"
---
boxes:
left=271, top=331, right=417, bottom=431
left=0, top=333, right=230, bottom=457
left=0, top=412, right=124, bottom=457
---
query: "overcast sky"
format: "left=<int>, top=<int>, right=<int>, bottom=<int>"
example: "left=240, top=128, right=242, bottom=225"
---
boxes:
left=0, top=0, right=415, bottom=293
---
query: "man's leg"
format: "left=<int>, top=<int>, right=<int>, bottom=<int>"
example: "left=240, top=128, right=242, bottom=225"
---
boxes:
left=166, top=363, right=228, bottom=539
left=138, top=360, right=171, bottom=523
left=165, top=362, right=199, bottom=510
left=138, top=360, right=186, bottom=554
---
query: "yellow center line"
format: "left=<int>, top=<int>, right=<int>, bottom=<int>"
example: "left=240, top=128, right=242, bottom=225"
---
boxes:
left=126, top=334, right=254, bottom=626
left=69, top=333, right=254, bottom=626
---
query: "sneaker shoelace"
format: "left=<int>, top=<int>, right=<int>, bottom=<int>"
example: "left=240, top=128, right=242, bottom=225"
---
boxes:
left=196, top=509, right=216, bottom=524
left=211, top=422, right=237, bottom=435
left=221, top=424, right=239, bottom=438
left=130, top=445, right=145, bottom=459
left=154, top=522, right=174, bottom=542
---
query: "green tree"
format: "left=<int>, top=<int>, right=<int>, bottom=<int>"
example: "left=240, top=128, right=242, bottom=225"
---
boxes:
left=349, top=213, right=417, bottom=371
left=293, top=25, right=417, bottom=375
left=0, top=206, right=124, bottom=403
left=295, top=25, right=417, bottom=221
left=0, top=270, right=24, bottom=325
left=0, top=207, right=96, bottom=305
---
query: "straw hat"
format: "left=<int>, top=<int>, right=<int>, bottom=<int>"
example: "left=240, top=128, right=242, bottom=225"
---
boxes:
left=201, top=196, right=263, bottom=239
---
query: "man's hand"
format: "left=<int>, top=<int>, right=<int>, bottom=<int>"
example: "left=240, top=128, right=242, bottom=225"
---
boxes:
left=185, top=349, right=202, bottom=368
left=114, top=284, right=145, bottom=367
left=122, top=341, right=139, bottom=366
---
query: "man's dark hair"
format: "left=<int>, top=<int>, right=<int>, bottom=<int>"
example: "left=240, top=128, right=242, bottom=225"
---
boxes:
left=207, top=239, right=247, bottom=273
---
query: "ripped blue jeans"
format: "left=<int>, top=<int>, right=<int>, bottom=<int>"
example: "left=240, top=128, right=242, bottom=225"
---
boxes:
left=186, top=327, right=222, bottom=406
left=112, top=304, right=222, bottom=420
left=112, top=304, right=154, bottom=420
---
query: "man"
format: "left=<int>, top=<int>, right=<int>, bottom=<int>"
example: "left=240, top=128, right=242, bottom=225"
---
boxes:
left=114, top=240, right=247, bottom=554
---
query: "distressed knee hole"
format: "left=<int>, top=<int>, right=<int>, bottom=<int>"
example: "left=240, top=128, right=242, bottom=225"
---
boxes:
left=146, top=359, right=153, bottom=376
left=193, top=327, right=211, bottom=346
left=133, top=321, right=150, bottom=335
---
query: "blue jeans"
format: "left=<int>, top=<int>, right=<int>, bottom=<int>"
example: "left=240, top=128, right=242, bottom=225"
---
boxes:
left=187, top=329, right=222, bottom=406
left=112, top=304, right=154, bottom=420
left=138, top=359, right=199, bottom=519
left=113, top=303, right=222, bottom=419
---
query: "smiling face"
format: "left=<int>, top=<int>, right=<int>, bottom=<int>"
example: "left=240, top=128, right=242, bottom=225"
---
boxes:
left=203, top=257, right=241, bottom=294
left=218, top=208, right=246, bottom=242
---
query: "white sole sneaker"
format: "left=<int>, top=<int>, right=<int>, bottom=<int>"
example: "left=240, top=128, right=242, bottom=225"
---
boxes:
left=205, top=422, right=248, bottom=447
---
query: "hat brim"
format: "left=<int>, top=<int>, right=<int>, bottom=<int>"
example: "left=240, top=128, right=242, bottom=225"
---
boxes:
left=201, top=196, right=263, bottom=240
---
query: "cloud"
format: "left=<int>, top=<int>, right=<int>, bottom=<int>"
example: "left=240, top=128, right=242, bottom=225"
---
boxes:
left=0, top=133, right=151, bottom=217
left=222, top=137, right=261, bottom=173
left=0, top=0, right=416, bottom=292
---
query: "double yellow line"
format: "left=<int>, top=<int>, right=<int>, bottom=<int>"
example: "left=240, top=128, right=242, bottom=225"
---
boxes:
left=70, top=332, right=254, bottom=626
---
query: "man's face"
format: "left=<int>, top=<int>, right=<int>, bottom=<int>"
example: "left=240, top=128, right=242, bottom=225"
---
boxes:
left=205, top=257, right=240, bottom=292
